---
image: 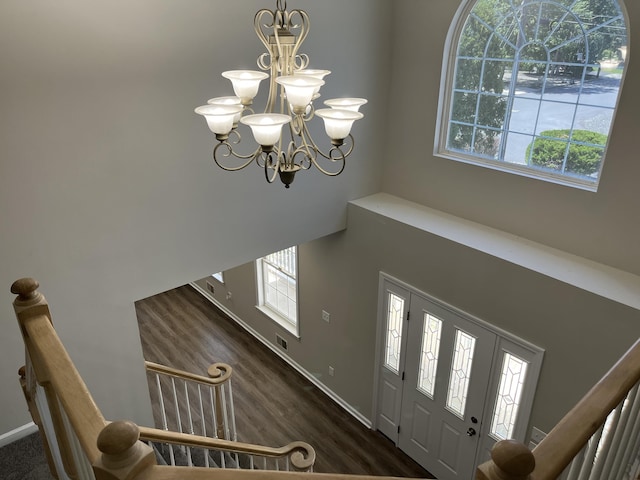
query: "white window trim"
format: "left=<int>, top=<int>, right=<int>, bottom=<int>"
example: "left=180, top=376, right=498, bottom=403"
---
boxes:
left=255, top=249, right=299, bottom=338
left=211, top=272, right=224, bottom=284
left=434, top=0, right=628, bottom=192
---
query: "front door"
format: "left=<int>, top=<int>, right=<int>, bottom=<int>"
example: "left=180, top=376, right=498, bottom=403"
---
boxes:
left=398, top=295, right=496, bottom=479
left=376, top=279, right=497, bottom=479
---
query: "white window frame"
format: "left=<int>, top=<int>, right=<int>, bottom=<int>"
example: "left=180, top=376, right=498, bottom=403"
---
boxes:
left=256, top=246, right=299, bottom=337
left=211, top=272, right=224, bottom=284
left=435, top=0, right=628, bottom=191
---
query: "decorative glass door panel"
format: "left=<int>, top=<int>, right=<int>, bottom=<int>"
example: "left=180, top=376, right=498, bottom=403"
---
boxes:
left=376, top=282, right=410, bottom=443
left=417, top=313, right=443, bottom=398
left=384, top=292, right=405, bottom=374
left=490, top=352, right=529, bottom=440
left=446, top=330, right=477, bottom=418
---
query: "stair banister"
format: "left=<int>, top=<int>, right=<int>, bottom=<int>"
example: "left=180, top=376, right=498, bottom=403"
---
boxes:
left=477, top=337, right=640, bottom=480
left=12, top=278, right=323, bottom=479
left=12, top=278, right=108, bottom=475
left=145, top=360, right=237, bottom=441
left=138, top=426, right=316, bottom=472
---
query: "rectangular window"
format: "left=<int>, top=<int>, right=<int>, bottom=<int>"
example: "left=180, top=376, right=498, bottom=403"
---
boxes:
left=256, top=246, right=298, bottom=336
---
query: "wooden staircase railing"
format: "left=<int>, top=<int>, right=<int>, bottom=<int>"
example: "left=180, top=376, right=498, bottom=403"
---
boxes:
left=139, top=425, right=315, bottom=471
left=477, top=338, right=640, bottom=480
left=144, top=360, right=237, bottom=444
left=12, top=278, right=322, bottom=480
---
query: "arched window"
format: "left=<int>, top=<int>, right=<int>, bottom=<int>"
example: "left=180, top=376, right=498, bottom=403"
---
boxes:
left=436, top=0, right=628, bottom=190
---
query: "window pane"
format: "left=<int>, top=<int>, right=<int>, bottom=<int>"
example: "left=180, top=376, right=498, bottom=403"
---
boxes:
left=490, top=352, right=529, bottom=440
left=260, top=246, right=297, bottom=326
left=417, top=313, right=443, bottom=398
left=446, top=330, right=477, bottom=418
left=384, top=293, right=405, bottom=374
left=451, top=92, right=478, bottom=124
left=455, top=59, right=482, bottom=91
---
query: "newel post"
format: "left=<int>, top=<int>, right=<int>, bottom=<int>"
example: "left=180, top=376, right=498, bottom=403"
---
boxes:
left=93, top=421, right=156, bottom=480
left=11, top=277, right=51, bottom=326
left=477, top=439, right=535, bottom=480
left=208, top=363, right=232, bottom=440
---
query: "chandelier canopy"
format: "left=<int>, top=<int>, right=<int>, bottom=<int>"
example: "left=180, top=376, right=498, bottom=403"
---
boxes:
left=195, top=0, right=367, bottom=188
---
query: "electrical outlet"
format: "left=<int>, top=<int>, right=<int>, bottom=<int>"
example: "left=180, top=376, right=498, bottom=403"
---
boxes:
left=322, top=310, right=330, bottom=323
left=328, top=366, right=335, bottom=377
left=529, top=427, right=547, bottom=448
left=206, top=281, right=215, bottom=294
left=276, top=334, right=288, bottom=351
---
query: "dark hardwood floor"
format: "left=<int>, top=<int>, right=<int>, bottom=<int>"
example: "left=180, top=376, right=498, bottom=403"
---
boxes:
left=135, top=284, right=434, bottom=477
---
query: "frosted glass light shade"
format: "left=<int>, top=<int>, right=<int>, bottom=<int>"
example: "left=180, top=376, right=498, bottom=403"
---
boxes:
left=324, top=98, right=368, bottom=112
left=195, top=104, right=244, bottom=135
left=240, top=114, right=291, bottom=147
left=207, top=96, right=243, bottom=124
left=222, top=70, right=269, bottom=104
left=315, top=108, right=363, bottom=140
left=295, top=69, right=331, bottom=94
left=276, top=76, right=324, bottom=113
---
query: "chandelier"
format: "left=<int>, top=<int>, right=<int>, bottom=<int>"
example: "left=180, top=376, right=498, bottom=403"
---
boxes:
left=195, top=0, right=366, bottom=188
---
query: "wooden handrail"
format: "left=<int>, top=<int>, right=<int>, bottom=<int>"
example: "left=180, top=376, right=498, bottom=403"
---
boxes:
left=477, top=337, right=640, bottom=480
left=133, top=466, right=416, bottom=480
left=138, top=426, right=316, bottom=471
left=12, top=279, right=107, bottom=465
left=145, top=361, right=233, bottom=385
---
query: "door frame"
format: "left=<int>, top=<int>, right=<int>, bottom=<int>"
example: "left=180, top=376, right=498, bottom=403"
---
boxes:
left=371, top=272, right=544, bottom=472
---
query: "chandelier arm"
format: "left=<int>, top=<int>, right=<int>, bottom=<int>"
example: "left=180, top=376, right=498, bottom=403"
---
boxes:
left=289, top=121, right=347, bottom=176
left=312, top=145, right=348, bottom=176
left=298, top=118, right=355, bottom=162
left=254, top=9, right=276, bottom=53
left=287, top=10, right=309, bottom=64
left=213, top=142, right=261, bottom=171
left=264, top=152, right=281, bottom=183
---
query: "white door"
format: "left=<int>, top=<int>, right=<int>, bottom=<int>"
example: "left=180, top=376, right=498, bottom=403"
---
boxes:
left=376, top=282, right=410, bottom=443
left=397, top=295, right=496, bottom=480
left=376, top=279, right=497, bottom=480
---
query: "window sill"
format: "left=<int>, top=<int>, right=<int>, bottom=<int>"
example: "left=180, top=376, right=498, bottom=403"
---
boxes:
left=255, top=305, right=299, bottom=338
left=433, top=149, right=599, bottom=192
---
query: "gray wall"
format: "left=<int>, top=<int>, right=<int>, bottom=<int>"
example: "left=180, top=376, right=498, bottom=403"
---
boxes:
left=0, top=0, right=391, bottom=435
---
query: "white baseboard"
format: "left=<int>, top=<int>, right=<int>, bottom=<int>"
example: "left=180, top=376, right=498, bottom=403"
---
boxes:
left=0, top=422, right=38, bottom=448
left=190, top=282, right=373, bottom=429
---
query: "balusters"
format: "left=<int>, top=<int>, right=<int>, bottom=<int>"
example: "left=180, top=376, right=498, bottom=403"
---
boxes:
left=143, top=360, right=312, bottom=472
left=227, top=381, right=238, bottom=441
left=563, top=383, right=640, bottom=480
left=608, top=385, right=640, bottom=479
left=153, top=373, right=175, bottom=466
left=197, top=385, right=210, bottom=468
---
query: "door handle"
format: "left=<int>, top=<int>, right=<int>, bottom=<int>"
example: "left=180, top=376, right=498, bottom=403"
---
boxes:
left=467, top=427, right=477, bottom=437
